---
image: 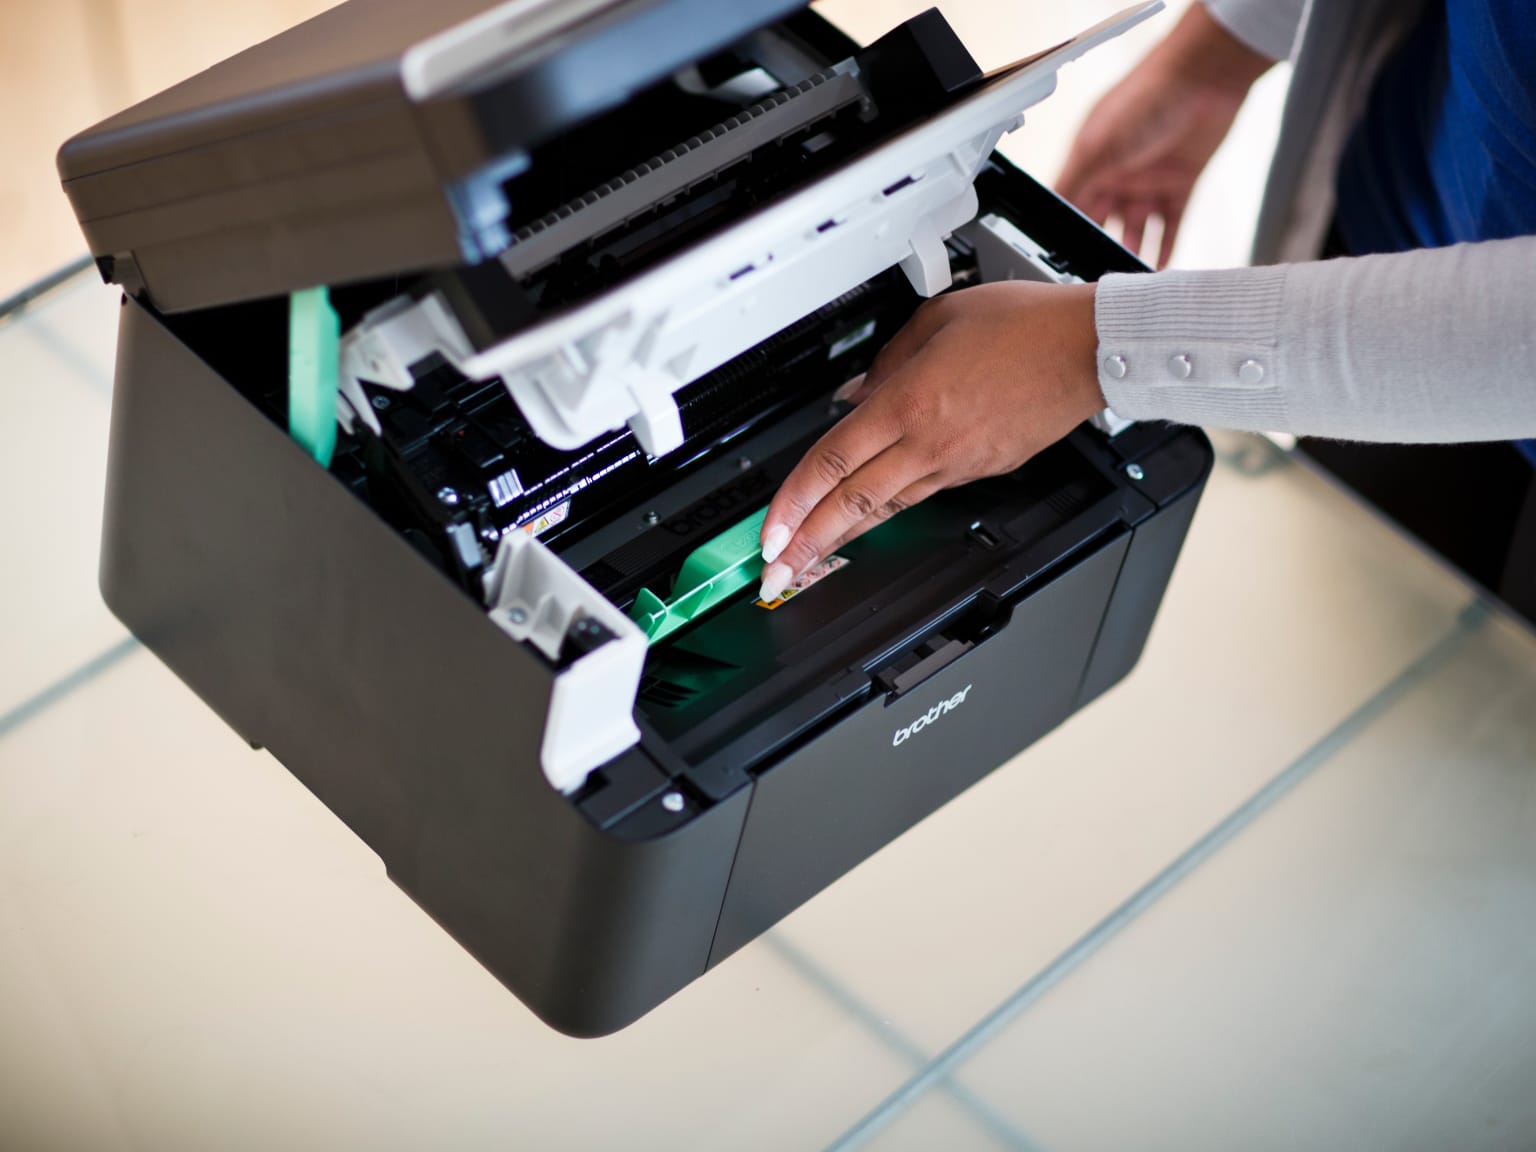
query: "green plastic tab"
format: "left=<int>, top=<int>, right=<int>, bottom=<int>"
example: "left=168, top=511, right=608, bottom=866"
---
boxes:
left=629, top=507, right=769, bottom=645
left=288, top=285, right=340, bottom=468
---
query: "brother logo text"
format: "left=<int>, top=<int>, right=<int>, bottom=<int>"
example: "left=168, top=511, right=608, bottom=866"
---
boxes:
left=892, top=684, right=973, bottom=747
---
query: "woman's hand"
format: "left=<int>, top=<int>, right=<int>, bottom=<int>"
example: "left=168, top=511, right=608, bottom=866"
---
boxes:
left=1056, top=4, right=1272, bottom=268
left=758, top=280, right=1104, bottom=602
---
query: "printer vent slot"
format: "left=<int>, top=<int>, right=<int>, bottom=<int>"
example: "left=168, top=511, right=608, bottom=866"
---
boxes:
left=639, top=650, right=744, bottom=712
left=1047, top=481, right=1094, bottom=520
left=640, top=676, right=699, bottom=710
left=585, top=524, right=699, bottom=586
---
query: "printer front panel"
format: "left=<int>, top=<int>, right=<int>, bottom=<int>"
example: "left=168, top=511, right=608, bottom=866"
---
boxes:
left=708, top=528, right=1134, bottom=965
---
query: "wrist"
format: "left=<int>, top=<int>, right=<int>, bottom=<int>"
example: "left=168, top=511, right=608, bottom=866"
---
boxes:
left=1069, top=282, right=1109, bottom=418
left=1147, top=3, right=1272, bottom=100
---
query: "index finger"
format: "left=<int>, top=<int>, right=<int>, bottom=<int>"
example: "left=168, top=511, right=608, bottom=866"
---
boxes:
left=760, top=390, right=904, bottom=565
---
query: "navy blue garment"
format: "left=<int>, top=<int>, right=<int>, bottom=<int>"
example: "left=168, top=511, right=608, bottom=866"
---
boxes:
left=1335, top=0, right=1536, bottom=463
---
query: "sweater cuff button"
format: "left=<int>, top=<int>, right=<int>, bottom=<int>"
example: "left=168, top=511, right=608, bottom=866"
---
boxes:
left=1238, top=359, right=1266, bottom=385
left=1104, top=355, right=1128, bottom=380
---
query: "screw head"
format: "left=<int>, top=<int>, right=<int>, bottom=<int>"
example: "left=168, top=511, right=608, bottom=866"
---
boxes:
left=1125, top=463, right=1145, bottom=482
left=643, top=510, right=661, bottom=526
left=371, top=394, right=391, bottom=410
left=738, top=456, right=753, bottom=472
left=437, top=487, right=460, bottom=506
left=507, top=606, right=528, bottom=625
left=661, top=791, right=685, bottom=813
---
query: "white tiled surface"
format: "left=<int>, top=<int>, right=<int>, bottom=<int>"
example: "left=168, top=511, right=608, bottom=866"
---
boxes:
left=907, top=610, right=1536, bottom=1152
left=7, top=274, right=1536, bottom=1152
left=0, top=285, right=126, bottom=717
left=3, top=2, right=1536, bottom=1150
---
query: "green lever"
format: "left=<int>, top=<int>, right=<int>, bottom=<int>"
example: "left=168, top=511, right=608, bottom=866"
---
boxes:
left=630, top=507, right=768, bottom=645
left=288, top=285, right=340, bottom=468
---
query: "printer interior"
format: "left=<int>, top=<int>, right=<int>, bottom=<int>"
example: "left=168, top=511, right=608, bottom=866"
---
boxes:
left=165, top=160, right=1126, bottom=790
left=147, top=6, right=1165, bottom=804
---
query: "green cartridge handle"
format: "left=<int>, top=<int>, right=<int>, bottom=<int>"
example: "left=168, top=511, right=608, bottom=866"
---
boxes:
left=630, top=507, right=768, bottom=644
left=288, top=285, right=340, bottom=468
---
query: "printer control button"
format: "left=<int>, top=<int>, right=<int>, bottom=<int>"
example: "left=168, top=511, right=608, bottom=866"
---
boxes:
left=1103, top=355, right=1129, bottom=380
left=1237, top=359, right=1266, bottom=386
left=1168, top=353, right=1193, bottom=380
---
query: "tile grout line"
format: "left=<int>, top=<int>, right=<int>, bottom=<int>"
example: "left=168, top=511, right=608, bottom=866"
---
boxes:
left=0, top=533, right=1495, bottom=1150
left=823, top=599, right=1490, bottom=1152
left=0, top=258, right=115, bottom=400
left=0, top=637, right=139, bottom=743
left=0, top=256, right=95, bottom=327
left=765, top=934, right=1047, bottom=1152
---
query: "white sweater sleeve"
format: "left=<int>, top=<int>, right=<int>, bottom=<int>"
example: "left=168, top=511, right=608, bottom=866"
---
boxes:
left=1201, top=0, right=1308, bottom=61
left=1094, top=236, right=1536, bottom=444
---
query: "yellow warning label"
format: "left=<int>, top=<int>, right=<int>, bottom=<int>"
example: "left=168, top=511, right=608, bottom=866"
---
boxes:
left=755, top=555, right=850, bottom=610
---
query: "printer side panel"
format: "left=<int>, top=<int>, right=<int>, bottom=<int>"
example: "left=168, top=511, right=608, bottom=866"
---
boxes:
left=1077, top=434, right=1211, bottom=709
left=102, top=297, right=745, bottom=1037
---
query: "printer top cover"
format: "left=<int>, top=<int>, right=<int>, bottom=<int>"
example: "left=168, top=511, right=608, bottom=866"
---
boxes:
left=57, top=0, right=808, bottom=309
left=57, top=0, right=1160, bottom=315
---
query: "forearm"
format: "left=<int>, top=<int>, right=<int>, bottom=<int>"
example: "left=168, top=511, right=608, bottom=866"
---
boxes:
left=1095, top=237, right=1536, bottom=444
left=1146, top=2, right=1277, bottom=92
left=1201, top=0, right=1307, bottom=63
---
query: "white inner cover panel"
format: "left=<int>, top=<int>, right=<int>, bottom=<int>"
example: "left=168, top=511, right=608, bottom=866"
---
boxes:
left=347, top=4, right=1162, bottom=458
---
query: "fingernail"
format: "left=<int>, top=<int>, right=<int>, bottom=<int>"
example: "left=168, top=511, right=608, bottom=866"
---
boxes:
left=833, top=374, right=865, bottom=403
left=759, top=562, right=792, bottom=603
left=761, top=524, right=791, bottom=564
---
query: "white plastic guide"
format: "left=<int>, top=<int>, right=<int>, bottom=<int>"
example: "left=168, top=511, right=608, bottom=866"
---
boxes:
left=483, top=530, right=647, bottom=793
left=335, top=293, right=473, bottom=436
left=338, top=2, right=1163, bottom=456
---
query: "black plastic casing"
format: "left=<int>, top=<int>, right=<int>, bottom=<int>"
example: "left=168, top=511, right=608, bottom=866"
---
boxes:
left=86, top=9, right=1213, bottom=1036
left=100, top=170, right=1210, bottom=1037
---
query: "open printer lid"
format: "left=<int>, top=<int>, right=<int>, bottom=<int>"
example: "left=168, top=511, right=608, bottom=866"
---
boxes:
left=58, top=0, right=1161, bottom=317
left=57, top=0, right=808, bottom=311
left=326, top=2, right=1163, bottom=457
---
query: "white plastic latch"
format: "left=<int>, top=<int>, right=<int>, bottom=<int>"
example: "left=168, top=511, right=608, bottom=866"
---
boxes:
left=899, top=180, right=981, bottom=296
left=483, top=531, right=646, bottom=793
left=620, top=364, right=686, bottom=456
left=900, top=214, right=954, bottom=297
left=336, top=294, right=472, bottom=435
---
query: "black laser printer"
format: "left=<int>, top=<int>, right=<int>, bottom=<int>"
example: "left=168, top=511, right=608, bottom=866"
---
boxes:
left=59, top=0, right=1212, bottom=1036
